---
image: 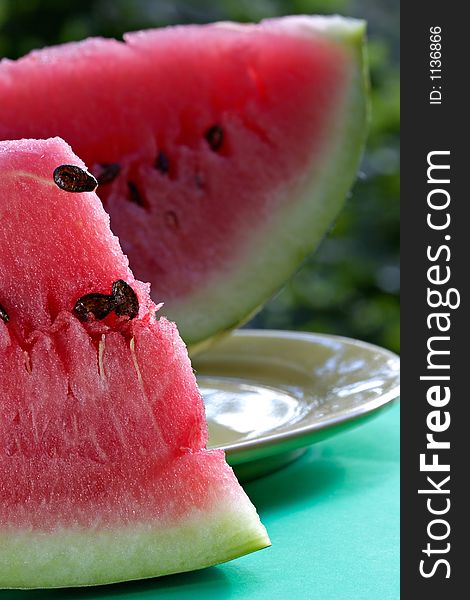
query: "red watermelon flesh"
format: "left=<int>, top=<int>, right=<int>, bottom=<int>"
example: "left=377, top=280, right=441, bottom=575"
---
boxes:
left=0, top=16, right=368, bottom=350
left=0, top=138, right=269, bottom=588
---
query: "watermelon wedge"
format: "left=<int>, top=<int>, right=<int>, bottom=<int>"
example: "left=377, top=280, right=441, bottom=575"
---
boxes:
left=0, top=137, right=270, bottom=589
left=0, top=16, right=368, bottom=352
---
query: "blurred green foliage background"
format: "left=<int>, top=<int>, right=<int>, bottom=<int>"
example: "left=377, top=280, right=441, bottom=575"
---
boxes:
left=0, top=0, right=399, bottom=353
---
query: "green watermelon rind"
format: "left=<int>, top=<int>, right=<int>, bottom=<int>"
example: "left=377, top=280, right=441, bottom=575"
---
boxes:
left=0, top=496, right=269, bottom=588
left=165, top=17, right=369, bottom=353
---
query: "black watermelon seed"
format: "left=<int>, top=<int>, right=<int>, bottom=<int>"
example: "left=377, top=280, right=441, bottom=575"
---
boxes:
left=0, top=302, right=9, bottom=323
left=53, top=165, right=98, bottom=193
left=205, top=125, right=224, bottom=151
left=164, top=211, right=179, bottom=229
left=127, top=181, right=145, bottom=206
left=73, top=281, right=139, bottom=322
left=73, top=293, right=115, bottom=322
left=195, top=171, right=205, bottom=190
left=96, top=163, right=121, bottom=185
left=155, top=152, right=169, bottom=175
left=112, top=280, right=139, bottom=320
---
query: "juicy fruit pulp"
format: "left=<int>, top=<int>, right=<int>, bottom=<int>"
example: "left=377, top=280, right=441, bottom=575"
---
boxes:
left=0, top=138, right=269, bottom=588
left=0, top=16, right=369, bottom=351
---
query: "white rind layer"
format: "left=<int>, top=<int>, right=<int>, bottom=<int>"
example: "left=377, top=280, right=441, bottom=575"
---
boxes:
left=0, top=495, right=270, bottom=588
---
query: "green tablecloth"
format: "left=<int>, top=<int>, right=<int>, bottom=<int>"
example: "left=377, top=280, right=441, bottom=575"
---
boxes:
left=1, top=403, right=399, bottom=600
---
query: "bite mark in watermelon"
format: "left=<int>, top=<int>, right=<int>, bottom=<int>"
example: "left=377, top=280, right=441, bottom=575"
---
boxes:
left=0, top=138, right=270, bottom=589
left=0, top=16, right=369, bottom=351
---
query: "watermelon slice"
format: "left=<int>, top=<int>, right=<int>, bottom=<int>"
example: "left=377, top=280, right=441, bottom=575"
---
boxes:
left=0, top=16, right=368, bottom=352
left=0, top=137, right=270, bottom=589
